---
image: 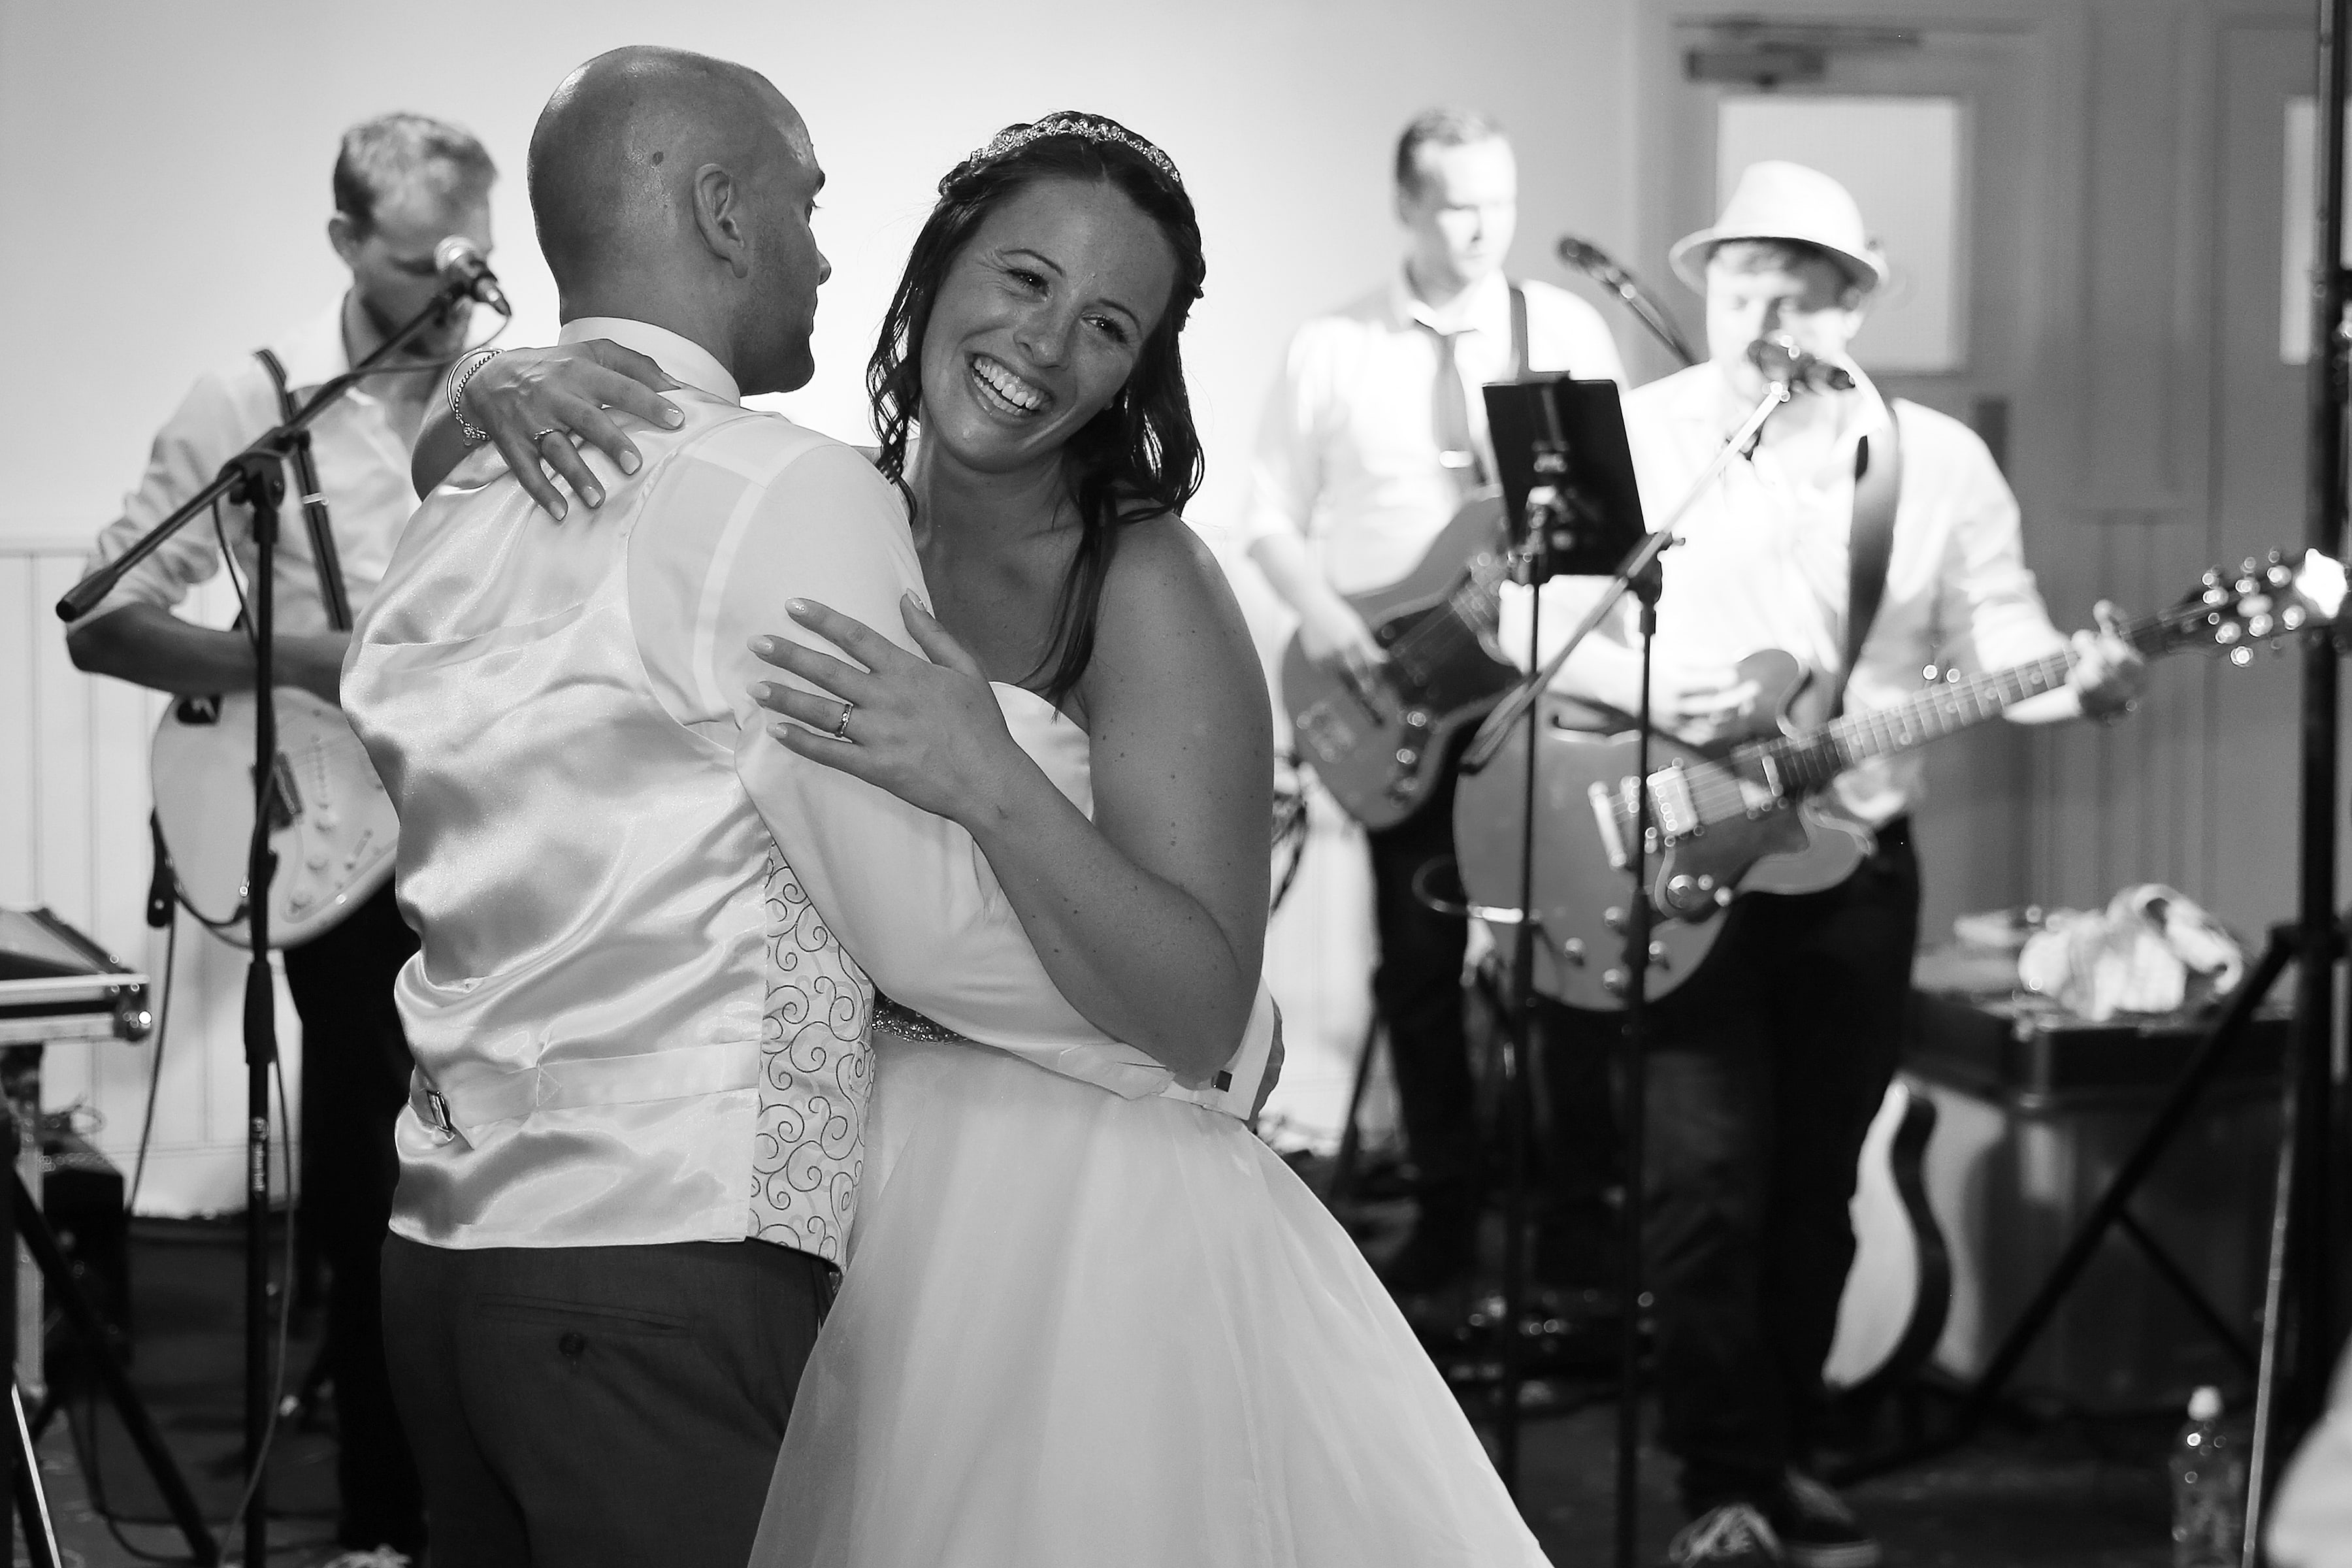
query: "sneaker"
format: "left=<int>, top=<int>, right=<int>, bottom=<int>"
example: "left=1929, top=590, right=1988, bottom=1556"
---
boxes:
left=1774, top=1471, right=1881, bottom=1568
left=316, top=1547, right=415, bottom=1568
left=1667, top=1502, right=1785, bottom=1566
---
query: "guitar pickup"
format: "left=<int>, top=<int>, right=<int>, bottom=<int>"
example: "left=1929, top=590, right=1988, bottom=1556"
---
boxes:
left=1649, top=764, right=1700, bottom=841
left=1588, top=781, right=1631, bottom=871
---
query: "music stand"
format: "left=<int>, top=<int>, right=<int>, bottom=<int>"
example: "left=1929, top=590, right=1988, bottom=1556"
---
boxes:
left=1465, top=377, right=1650, bottom=1533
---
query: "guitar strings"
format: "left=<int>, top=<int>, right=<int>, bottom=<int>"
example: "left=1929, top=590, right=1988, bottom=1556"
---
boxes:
left=1618, top=600, right=2212, bottom=834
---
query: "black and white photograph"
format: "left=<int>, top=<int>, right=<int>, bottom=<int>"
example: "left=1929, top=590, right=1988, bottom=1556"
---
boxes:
left=1, top=2, right=2349, bottom=1565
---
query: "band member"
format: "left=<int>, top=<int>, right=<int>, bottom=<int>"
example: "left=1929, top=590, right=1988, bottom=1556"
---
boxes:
left=66, top=113, right=498, bottom=1568
left=1243, top=107, right=1624, bottom=1292
left=1510, top=163, right=2148, bottom=1567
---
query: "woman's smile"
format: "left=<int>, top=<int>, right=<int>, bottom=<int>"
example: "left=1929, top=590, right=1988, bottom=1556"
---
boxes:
left=968, top=352, right=1054, bottom=419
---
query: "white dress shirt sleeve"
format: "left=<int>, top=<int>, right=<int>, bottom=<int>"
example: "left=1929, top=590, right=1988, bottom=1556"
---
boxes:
left=1919, top=419, right=2068, bottom=678
left=79, top=368, right=259, bottom=623
left=1237, top=326, right=1331, bottom=553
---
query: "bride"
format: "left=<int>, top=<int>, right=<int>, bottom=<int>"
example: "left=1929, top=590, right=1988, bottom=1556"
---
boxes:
left=426, top=109, right=1550, bottom=1568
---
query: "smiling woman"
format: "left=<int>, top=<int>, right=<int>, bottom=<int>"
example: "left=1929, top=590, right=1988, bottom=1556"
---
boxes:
left=872, top=110, right=1205, bottom=703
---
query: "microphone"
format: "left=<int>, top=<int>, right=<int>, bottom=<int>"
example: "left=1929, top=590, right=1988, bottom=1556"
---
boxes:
left=1556, top=235, right=1624, bottom=281
left=434, top=237, right=511, bottom=316
left=1745, top=333, right=1856, bottom=395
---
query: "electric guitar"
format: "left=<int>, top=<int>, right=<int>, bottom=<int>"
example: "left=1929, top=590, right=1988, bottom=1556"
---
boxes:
left=1454, top=549, right=2348, bottom=1011
left=1281, top=492, right=1520, bottom=829
left=150, top=688, right=399, bottom=949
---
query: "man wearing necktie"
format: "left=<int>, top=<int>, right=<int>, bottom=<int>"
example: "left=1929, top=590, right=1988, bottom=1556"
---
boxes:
left=1243, top=108, right=1625, bottom=1292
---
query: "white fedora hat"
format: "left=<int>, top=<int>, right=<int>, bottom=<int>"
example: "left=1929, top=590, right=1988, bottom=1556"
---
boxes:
left=1668, top=160, right=1887, bottom=293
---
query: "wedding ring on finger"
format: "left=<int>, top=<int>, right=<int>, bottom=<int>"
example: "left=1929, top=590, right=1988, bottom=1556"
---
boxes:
left=529, top=427, right=565, bottom=447
left=831, top=700, right=857, bottom=742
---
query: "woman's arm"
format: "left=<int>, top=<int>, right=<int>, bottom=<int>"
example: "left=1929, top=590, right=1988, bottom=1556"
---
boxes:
left=410, top=342, right=683, bottom=510
left=755, top=520, right=1272, bottom=1080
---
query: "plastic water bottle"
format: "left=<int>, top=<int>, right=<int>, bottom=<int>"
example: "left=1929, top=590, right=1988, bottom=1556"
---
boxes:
left=2170, top=1385, right=2244, bottom=1568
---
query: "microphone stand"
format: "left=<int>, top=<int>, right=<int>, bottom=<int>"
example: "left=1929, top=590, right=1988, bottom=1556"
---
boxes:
left=1461, top=373, right=1793, bottom=1568
left=56, top=281, right=503, bottom=1568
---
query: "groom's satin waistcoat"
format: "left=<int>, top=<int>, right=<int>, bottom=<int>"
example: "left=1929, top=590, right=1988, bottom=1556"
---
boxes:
left=344, top=397, right=869, bottom=1256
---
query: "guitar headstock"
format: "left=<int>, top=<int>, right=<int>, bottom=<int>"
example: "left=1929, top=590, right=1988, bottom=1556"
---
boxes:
left=2173, top=549, right=2347, bottom=665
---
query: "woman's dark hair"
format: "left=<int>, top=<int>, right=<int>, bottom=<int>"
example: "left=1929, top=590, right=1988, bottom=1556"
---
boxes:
left=867, top=111, right=1207, bottom=705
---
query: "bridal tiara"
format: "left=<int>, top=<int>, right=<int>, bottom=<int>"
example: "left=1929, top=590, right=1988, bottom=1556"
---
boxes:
left=958, top=113, right=1184, bottom=190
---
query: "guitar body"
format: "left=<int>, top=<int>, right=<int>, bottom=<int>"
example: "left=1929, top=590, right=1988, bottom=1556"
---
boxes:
left=150, top=688, right=399, bottom=949
left=1281, top=493, right=1518, bottom=830
left=1825, top=1079, right=1953, bottom=1401
left=1454, top=650, right=1874, bottom=1010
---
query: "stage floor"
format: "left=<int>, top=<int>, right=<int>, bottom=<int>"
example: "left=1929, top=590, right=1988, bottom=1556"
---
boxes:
left=24, top=1216, right=2176, bottom=1567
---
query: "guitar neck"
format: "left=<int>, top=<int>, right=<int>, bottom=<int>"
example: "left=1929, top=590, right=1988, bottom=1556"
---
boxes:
left=1758, top=609, right=2181, bottom=796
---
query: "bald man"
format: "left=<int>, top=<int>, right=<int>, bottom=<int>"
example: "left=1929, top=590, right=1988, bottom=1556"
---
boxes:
left=346, top=51, right=852, bottom=1567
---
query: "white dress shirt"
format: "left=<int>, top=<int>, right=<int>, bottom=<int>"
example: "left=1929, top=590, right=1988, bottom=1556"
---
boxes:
left=80, top=299, right=455, bottom=630
left=1501, top=360, right=2070, bottom=825
left=1242, top=270, right=1626, bottom=596
left=346, top=316, right=1269, bottom=1257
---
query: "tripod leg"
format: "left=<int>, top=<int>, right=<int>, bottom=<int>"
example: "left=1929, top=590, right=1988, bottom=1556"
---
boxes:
left=2242, top=1054, right=2301, bottom=1568
left=9, top=1383, right=56, bottom=1568
left=12, top=1175, right=216, bottom=1564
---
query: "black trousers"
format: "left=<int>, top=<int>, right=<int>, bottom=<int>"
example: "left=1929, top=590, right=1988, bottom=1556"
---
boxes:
left=1365, top=770, right=1478, bottom=1199
left=1637, top=822, right=1920, bottom=1512
left=382, top=1235, right=830, bottom=1568
left=282, top=881, right=425, bottom=1554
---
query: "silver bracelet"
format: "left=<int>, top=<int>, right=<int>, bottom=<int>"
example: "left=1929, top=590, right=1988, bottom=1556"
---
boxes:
left=446, top=348, right=502, bottom=445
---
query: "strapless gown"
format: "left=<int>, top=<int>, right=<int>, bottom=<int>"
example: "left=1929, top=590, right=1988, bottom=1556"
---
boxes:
left=749, top=689, right=1550, bottom=1567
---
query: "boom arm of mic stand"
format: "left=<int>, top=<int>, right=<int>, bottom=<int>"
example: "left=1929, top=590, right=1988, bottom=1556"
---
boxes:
left=55, top=282, right=504, bottom=624
left=1575, top=260, right=1701, bottom=368
left=1461, top=380, right=1791, bottom=772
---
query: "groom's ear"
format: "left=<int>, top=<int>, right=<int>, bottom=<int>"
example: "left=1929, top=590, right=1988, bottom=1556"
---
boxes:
left=691, top=162, right=753, bottom=279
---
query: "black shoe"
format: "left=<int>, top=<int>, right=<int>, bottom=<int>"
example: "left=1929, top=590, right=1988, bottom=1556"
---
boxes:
left=1772, top=1472, right=1880, bottom=1568
left=1666, top=1503, right=1786, bottom=1567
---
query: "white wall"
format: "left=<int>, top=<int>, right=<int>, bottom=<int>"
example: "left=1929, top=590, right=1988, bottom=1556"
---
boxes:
left=0, top=0, right=1642, bottom=1200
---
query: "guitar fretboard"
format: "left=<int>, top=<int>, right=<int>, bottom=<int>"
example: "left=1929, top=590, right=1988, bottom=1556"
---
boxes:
left=1729, top=605, right=2196, bottom=805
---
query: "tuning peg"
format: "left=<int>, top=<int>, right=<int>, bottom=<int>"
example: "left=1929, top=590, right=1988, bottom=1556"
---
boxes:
left=2244, top=557, right=2262, bottom=575
left=2232, top=645, right=2255, bottom=666
left=2285, top=605, right=2308, bottom=629
left=2203, top=566, right=2223, bottom=587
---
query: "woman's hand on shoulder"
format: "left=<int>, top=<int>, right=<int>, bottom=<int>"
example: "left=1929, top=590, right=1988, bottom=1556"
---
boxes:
left=749, top=595, right=1026, bottom=822
left=457, top=342, right=685, bottom=519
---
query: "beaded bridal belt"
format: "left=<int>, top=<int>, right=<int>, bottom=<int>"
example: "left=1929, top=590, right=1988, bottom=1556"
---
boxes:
left=873, top=993, right=971, bottom=1044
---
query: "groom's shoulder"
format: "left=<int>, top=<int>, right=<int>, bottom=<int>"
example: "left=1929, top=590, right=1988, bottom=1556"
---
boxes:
left=669, top=404, right=871, bottom=487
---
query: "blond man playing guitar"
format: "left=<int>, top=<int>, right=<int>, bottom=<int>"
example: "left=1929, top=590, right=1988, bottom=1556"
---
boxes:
left=1241, top=108, right=1623, bottom=1293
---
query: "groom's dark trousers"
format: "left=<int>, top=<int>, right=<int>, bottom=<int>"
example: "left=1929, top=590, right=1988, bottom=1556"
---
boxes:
left=384, top=1234, right=831, bottom=1568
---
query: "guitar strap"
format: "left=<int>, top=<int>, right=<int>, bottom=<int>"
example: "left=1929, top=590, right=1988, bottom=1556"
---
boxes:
left=254, top=348, right=353, bottom=632
left=1507, top=282, right=1529, bottom=379
left=1832, top=400, right=1904, bottom=717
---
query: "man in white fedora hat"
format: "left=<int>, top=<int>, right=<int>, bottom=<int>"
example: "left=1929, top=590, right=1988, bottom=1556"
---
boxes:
left=1503, top=161, right=2147, bottom=1567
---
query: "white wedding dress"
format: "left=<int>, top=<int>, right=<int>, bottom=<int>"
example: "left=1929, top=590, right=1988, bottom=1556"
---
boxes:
left=749, top=687, right=1551, bottom=1568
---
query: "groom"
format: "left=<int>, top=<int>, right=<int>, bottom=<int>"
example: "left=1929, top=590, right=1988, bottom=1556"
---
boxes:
left=344, top=47, right=1269, bottom=1568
